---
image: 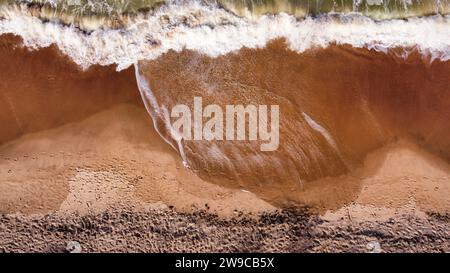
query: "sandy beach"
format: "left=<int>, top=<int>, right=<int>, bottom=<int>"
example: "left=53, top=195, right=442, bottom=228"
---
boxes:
left=0, top=103, right=449, bottom=252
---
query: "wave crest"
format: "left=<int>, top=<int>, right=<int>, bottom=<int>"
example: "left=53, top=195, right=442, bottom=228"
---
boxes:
left=1, top=1, right=450, bottom=70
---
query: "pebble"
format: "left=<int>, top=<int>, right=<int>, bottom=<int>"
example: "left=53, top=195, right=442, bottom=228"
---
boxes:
left=366, top=240, right=383, bottom=253
left=66, top=241, right=82, bottom=253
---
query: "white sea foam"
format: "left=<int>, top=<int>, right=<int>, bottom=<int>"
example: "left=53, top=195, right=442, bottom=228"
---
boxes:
left=302, top=112, right=338, bottom=150
left=1, top=1, right=450, bottom=70
left=134, top=63, right=189, bottom=163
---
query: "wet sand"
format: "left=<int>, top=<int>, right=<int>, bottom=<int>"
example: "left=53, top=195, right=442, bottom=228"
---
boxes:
left=0, top=104, right=274, bottom=216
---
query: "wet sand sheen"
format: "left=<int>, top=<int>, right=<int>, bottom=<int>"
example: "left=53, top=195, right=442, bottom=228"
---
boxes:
left=0, top=34, right=142, bottom=144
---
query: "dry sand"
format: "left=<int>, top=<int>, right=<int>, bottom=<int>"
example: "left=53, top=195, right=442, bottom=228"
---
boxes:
left=0, top=103, right=449, bottom=252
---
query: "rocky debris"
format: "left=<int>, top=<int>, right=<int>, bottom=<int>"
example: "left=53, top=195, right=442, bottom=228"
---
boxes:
left=0, top=208, right=449, bottom=253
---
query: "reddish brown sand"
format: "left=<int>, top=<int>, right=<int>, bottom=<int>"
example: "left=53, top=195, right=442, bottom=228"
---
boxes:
left=1, top=35, right=450, bottom=252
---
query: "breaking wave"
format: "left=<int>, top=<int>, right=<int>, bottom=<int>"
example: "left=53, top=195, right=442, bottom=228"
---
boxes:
left=2, top=1, right=450, bottom=70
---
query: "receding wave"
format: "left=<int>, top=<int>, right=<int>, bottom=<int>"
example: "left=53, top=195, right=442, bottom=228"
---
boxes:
left=135, top=39, right=450, bottom=206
